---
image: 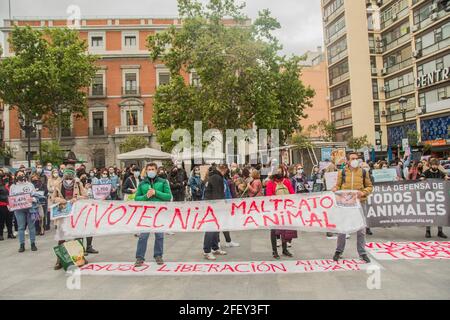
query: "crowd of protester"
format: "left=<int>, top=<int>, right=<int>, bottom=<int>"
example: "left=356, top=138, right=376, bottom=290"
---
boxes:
left=0, top=152, right=448, bottom=269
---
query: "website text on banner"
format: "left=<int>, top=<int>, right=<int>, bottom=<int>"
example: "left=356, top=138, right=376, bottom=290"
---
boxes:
left=363, top=179, right=450, bottom=227
left=55, top=191, right=366, bottom=240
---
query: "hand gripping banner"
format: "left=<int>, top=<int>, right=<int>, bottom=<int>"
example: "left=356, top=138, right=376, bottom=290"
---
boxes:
left=56, top=191, right=366, bottom=240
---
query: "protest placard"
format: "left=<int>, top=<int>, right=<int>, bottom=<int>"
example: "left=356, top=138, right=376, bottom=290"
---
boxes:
left=371, top=168, right=398, bottom=183
left=50, top=202, right=73, bottom=220
left=7, top=194, right=33, bottom=211
left=92, top=184, right=112, bottom=200
left=324, top=171, right=338, bottom=191
left=56, top=191, right=366, bottom=240
left=331, top=149, right=346, bottom=165
left=321, top=148, right=332, bottom=161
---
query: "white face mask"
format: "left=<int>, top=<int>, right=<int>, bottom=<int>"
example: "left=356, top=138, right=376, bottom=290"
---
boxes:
left=350, top=160, right=359, bottom=169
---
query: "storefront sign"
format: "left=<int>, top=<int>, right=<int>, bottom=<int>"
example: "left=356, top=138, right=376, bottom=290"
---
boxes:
left=416, top=67, right=450, bottom=89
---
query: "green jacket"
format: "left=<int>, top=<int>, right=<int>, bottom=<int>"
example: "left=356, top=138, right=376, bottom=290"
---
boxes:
left=134, top=176, right=172, bottom=202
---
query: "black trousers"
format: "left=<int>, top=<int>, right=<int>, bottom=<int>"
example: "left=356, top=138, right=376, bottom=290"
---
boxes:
left=217, top=232, right=232, bottom=243
left=0, top=206, right=13, bottom=235
left=270, top=229, right=287, bottom=253
left=203, top=232, right=220, bottom=253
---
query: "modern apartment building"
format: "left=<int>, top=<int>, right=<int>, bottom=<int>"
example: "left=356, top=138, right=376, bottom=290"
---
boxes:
left=0, top=17, right=202, bottom=168
left=321, top=0, right=450, bottom=156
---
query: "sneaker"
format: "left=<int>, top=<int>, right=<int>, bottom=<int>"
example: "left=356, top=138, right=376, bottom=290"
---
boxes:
left=134, top=258, right=145, bottom=267
left=326, top=233, right=337, bottom=240
left=155, top=256, right=164, bottom=265
left=333, top=251, right=342, bottom=262
left=31, top=243, right=37, bottom=251
left=425, top=230, right=431, bottom=238
left=366, top=228, right=373, bottom=235
left=437, top=231, right=448, bottom=239
left=276, top=239, right=281, bottom=247
left=212, top=249, right=227, bottom=255
left=360, top=254, right=371, bottom=263
left=0, top=235, right=4, bottom=241
left=7, top=234, right=16, bottom=239
left=204, top=252, right=216, bottom=260
left=18, top=244, right=25, bottom=253
left=345, top=234, right=351, bottom=239
left=86, top=246, right=99, bottom=254
left=25, top=230, right=29, bottom=236
left=282, top=249, right=293, bottom=257
left=13, top=231, right=18, bottom=237
left=225, top=241, right=240, bottom=248
left=134, top=234, right=140, bottom=238
left=272, top=252, right=280, bottom=260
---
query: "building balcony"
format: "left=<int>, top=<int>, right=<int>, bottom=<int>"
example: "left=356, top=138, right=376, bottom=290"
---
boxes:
left=328, top=49, right=348, bottom=66
left=414, top=9, right=449, bottom=33
left=385, top=57, right=413, bottom=75
left=420, top=37, right=450, bottom=58
left=386, top=108, right=416, bottom=123
left=383, top=33, right=411, bottom=52
left=89, top=127, right=107, bottom=137
left=89, top=86, right=107, bottom=98
left=114, top=125, right=149, bottom=135
left=334, top=117, right=353, bottom=128
left=122, top=87, right=141, bottom=97
left=329, top=72, right=349, bottom=86
left=380, top=5, right=409, bottom=30
left=324, top=4, right=345, bottom=27
left=326, top=27, right=346, bottom=46
left=385, top=84, right=415, bottom=100
left=330, top=95, right=351, bottom=108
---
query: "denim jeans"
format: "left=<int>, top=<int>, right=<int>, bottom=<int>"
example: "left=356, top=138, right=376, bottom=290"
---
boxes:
left=203, top=232, right=220, bottom=253
left=14, top=210, right=36, bottom=245
left=336, top=228, right=366, bottom=256
left=135, top=232, right=164, bottom=260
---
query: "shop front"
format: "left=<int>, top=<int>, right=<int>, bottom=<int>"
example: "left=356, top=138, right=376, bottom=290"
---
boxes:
left=421, top=114, right=450, bottom=158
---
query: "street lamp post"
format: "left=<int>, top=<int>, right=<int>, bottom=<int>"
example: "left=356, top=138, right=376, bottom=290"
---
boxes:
left=36, top=120, right=43, bottom=164
left=18, top=114, right=33, bottom=168
left=379, top=130, right=383, bottom=152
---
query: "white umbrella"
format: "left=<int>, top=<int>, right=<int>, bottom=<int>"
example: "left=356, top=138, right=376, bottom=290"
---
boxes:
left=117, top=147, right=172, bottom=161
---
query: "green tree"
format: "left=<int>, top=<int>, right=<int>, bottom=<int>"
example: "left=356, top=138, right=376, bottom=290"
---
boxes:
left=119, top=136, right=149, bottom=153
left=0, top=26, right=98, bottom=143
left=317, top=119, right=336, bottom=142
left=34, top=141, right=65, bottom=165
left=347, top=135, right=371, bottom=151
left=148, top=0, right=314, bottom=148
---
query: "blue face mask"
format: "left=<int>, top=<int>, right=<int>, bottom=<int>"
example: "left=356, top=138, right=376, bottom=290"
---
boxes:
left=147, top=171, right=156, bottom=179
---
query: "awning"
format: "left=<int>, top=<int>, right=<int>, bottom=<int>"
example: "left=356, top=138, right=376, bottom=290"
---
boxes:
left=117, top=147, right=172, bottom=161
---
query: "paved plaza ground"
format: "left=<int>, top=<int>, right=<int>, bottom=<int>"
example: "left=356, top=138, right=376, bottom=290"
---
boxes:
left=0, top=226, right=449, bottom=300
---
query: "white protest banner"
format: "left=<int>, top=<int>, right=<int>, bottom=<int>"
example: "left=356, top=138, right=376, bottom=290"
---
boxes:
left=7, top=194, right=33, bottom=211
left=324, top=171, right=338, bottom=191
left=56, top=191, right=366, bottom=240
left=79, top=259, right=378, bottom=276
left=92, top=184, right=112, bottom=200
left=366, top=241, right=450, bottom=260
left=371, top=169, right=398, bottom=183
left=363, top=148, right=370, bottom=162
left=50, top=202, right=73, bottom=220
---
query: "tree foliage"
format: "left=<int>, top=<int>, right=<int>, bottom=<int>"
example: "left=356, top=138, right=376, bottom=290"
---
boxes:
left=148, top=0, right=314, bottom=148
left=347, top=135, right=371, bottom=151
left=317, top=119, right=336, bottom=142
left=119, top=136, right=149, bottom=153
left=0, top=26, right=98, bottom=142
left=33, top=141, right=65, bottom=165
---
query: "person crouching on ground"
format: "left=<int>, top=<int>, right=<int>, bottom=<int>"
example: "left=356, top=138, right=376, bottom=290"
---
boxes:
left=134, top=163, right=173, bottom=267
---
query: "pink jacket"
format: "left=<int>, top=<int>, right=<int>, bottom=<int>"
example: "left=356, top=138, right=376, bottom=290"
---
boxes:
left=247, top=179, right=263, bottom=197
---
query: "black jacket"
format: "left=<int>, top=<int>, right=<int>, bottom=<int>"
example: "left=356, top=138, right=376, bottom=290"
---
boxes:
left=421, top=169, right=446, bottom=179
left=204, top=169, right=225, bottom=201
left=123, top=176, right=140, bottom=194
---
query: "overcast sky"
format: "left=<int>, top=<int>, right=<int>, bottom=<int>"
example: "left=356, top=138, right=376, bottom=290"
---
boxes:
left=0, top=0, right=324, bottom=56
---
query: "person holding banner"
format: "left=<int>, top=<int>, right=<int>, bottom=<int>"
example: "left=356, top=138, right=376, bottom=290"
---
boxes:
left=9, top=171, right=37, bottom=253
left=188, top=166, right=205, bottom=201
left=134, top=163, right=173, bottom=267
left=0, top=170, right=14, bottom=240
left=266, top=166, right=296, bottom=259
left=332, top=152, right=373, bottom=263
left=421, top=158, right=449, bottom=239
left=92, top=170, right=113, bottom=200
left=53, top=168, right=97, bottom=270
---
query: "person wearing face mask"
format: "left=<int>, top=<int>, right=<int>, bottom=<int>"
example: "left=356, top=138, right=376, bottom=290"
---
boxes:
left=108, top=167, right=120, bottom=200
left=58, top=164, right=66, bottom=178
left=47, top=169, right=62, bottom=230
left=331, top=152, right=373, bottom=263
left=87, top=170, right=96, bottom=184
left=123, top=167, right=142, bottom=201
left=291, top=164, right=309, bottom=194
left=157, top=167, right=168, bottom=180
left=169, top=163, right=188, bottom=202
left=188, top=166, right=205, bottom=201
left=420, top=158, right=449, bottom=239
left=10, top=171, right=38, bottom=253
left=134, top=163, right=173, bottom=267
left=93, top=170, right=113, bottom=200
left=0, top=169, right=14, bottom=240
left=408, top=161, right=423, bottom=181
left=34, top=165, right=49, bottom=230
left=53, top=168, right=97, bottom=270
left=43, top=163, right=53, bottom=179
left=265, top=166, right=296, bottom=259
left=30, top=173, right=46, bottom=236
left=310, top=165, right=325, bottom=193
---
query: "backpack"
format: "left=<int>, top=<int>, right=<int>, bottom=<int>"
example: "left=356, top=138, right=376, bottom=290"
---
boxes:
left=275, top=180, right=290, bottom=196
